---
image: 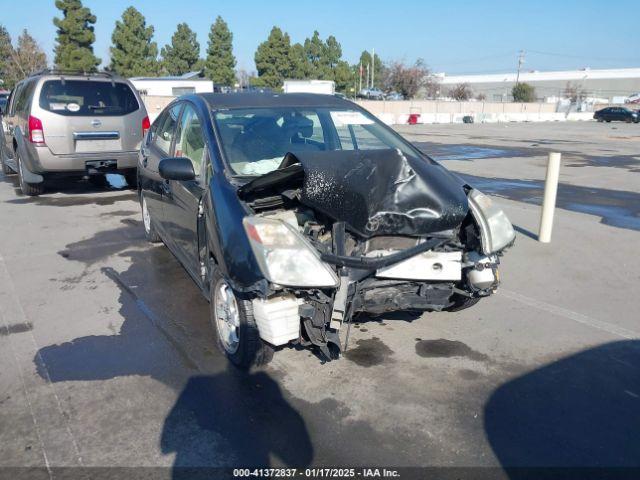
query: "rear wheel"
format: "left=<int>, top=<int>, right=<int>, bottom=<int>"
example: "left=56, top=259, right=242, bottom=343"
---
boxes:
left=17, top=152, right=44, bottom=196
left=445, top=294, right=481, bottom=312
left=88, top=174, right=109, bottom=187
left=124, top=170, right=137, bottom=188
left=1, top=144, right=15, bottom=175
left=141, top=193, right=161, bottom=243
left=210, top=271, right=273, bottom=369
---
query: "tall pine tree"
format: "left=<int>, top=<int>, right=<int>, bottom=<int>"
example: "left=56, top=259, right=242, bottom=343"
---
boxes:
left=53, top=0, right=100, bottom=71
left=254, top=26, right=293, bottom=89
left=204, top=16, right=236, bottom=86
left=161, top=23, right=200, bottom=76
left=110, top=7, right=159, bottom=77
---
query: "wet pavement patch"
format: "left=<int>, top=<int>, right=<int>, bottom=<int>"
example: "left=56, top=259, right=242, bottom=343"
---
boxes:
left=0, top=322, right=33, bottom=336
left=461, top=173, right=640, bottom=232
left=344, top=337, right=394, bottom=367
left=458, top=369, right=481, bottom=380
left=414, top=142, right=534, bottom=162
left=415, top=339, right=488, bottom=362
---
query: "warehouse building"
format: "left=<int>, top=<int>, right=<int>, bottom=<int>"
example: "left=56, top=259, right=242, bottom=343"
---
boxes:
left=438, top=67, right=640, bottom=103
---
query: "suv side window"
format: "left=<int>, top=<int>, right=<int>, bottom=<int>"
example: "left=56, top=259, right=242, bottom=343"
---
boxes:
left=153, top=103, right=182, bottom=155
left=8, top=83, right=24, bottom=116
left=173, top=104, right=205, bottom=177
left=14, top=80, right=36, bottom=115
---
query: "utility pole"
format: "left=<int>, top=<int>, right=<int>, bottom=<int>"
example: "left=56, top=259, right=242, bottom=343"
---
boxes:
left=359, top=62, right=363, bottom=92
left=371, top=48, right=375, bottom=89
left=515, top=50, right=525, bottom=85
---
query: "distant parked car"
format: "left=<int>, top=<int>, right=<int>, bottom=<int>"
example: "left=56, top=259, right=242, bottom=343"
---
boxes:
left=385, top=91, right=404, bottom=101
left=593, top=107, right=639, bottom=123
left=0, top=69, right=149, bottom=195
left=358, top=88, right=385, bottom=100
left=624, top=93, right=640, bottom=104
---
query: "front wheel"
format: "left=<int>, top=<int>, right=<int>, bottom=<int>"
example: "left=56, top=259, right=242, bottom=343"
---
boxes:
left=210, top=272, right=273, bottom=368
left=17, top=153, right=44, bottom=196
left=141, top=193, right=161, bottom=243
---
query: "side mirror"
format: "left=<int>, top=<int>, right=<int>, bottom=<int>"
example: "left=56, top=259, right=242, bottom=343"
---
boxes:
left=159, top=157, right=195, bottom=181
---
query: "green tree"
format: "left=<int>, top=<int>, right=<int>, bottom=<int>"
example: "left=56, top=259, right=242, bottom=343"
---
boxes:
left=161, top=23, right=200, bottom=76
left=204, top=16, right=236, bottom=86
left=109, top=7, right=159, bottom=77
left=254, top=26, right=293, bottom=89
left=53, top=0, right=100, bottom=71
left=512, top=82, right=536, bottom=102
left=0, top=25, right=13, bottom=88
left=289, top=42, right=312, bottom=79
left=358, top=50, right=383, bottom=88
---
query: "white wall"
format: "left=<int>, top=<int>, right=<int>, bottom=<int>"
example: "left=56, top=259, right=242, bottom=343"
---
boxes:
left=130, top=79, right=214, bottom=97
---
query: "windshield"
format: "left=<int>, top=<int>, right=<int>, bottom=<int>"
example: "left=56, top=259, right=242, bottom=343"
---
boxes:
left=213, top=107, right=425, bottom=176
left=39, top=80, right=139, bottom=116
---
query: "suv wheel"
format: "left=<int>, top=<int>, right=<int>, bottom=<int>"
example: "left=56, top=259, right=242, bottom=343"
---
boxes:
left=141, top=193, right=161, bottom=243
left=1, top=144, right=15, bottom=175
left=445, top=294, right=481, bottom=312
left=17, top=152, right=44, bottom=196
left=210, top=272, right=273, bottom=369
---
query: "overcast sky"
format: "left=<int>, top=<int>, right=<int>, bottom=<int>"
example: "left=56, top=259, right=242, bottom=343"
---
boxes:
left=2, top=0, right=639, bottom=74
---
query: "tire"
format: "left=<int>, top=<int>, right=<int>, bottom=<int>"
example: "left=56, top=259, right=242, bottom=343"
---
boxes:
left=16, top=152, right=44, bottom=196
left=140, top=193, right=162, bottom=243
left=445, top=294, right=481, bottom=312
left=124, top=170, right=137, bottom=188
left=88, top=174, right=109, bottom=187
left=209, top=271, right=273, bottom=369
left=1, top=144, right=15, bottom=175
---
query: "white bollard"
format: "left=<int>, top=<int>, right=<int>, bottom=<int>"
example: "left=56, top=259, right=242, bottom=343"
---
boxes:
left=538, top=152, right=562, bottom=243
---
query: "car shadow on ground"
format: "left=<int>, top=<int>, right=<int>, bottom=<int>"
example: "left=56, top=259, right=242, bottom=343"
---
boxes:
left=484, top=340, right=640, bottom=479
left=34, top=219, right=427, bottom=469
left=2, top=171, right=136, bottom=206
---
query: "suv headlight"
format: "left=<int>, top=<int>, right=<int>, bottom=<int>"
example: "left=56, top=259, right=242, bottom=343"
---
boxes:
left=243, top=216, right=339, bottom=288
left=467, top=189, right=516, bottom=254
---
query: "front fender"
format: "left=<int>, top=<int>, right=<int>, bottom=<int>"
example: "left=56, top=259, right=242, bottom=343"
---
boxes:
left=206, top=176, right=266, bottom=294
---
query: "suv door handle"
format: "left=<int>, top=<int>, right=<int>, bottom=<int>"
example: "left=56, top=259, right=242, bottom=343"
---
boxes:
left=143, top=158, right=148, bottom=167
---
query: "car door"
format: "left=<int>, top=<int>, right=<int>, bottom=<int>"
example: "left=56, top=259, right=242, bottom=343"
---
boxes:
left=163, top=103, right=207, bottom=278
left=1, top=84, right=22, bottom=166
left=142, top=102, right=183, bottom=235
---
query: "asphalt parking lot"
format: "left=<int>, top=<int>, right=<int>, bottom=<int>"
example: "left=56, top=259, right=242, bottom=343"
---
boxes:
left=1, top=121, right=639, bottom=477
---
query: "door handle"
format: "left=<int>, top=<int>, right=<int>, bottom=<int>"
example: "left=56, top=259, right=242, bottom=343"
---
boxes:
left=143, top=158, right=148, bottom=167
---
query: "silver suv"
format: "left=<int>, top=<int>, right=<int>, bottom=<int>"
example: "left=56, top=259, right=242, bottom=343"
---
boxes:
left=0, top=70, right=149, bottom=195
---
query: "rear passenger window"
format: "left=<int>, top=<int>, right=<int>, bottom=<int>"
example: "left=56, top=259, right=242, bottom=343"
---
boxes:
left=153, top=104, right=182, bottom=155
left=38, top=80, right=139, bottom=116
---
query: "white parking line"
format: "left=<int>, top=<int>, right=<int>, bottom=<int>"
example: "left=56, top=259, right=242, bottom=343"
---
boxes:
left=502, top=288, right=639, bottom=339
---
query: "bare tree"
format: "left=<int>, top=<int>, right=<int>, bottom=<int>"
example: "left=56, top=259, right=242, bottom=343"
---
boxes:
left=449, top=83, right=473, bottom=101
left=382, top=58, right=430, bottom=99
left=11, top=30, right=47, bottom=77
left=564, top=82, right=586, bottom=103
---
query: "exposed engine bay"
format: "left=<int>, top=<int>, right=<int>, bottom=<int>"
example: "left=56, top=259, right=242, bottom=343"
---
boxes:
left=236, top=149, right=515, bottom=360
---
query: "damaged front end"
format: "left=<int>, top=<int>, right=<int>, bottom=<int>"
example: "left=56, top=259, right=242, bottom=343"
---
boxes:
left=236, top=149, right=515, bottom=360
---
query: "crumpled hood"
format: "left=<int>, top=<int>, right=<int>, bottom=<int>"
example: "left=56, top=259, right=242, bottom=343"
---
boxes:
left=238, top=149, right=469, bottom=238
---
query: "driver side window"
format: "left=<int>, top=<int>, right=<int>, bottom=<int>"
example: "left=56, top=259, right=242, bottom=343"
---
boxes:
left=173, top=104, right=205, bottom=177
left=153, top=103, right=182, bottom=155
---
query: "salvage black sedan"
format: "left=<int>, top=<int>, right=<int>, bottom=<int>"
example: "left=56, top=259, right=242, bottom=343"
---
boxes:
left=137, top=93, right=515, bottom=367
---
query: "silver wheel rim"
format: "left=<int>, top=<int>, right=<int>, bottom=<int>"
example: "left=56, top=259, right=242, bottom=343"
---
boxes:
left=142, top=196, right=151, bottom=233
left=214, top=281, right=240, bottom=354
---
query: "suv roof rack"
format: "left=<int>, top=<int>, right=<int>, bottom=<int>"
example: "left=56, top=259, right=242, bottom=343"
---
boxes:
left=27, top=69, right=120, bottom=86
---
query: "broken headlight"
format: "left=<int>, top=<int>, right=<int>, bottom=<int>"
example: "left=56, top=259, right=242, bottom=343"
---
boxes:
left=467, top=189, right=516, bottom=255
left=243, top=216, right=339, bottom=288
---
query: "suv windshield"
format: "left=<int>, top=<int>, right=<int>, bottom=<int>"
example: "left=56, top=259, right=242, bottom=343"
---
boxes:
left=214, top=107, right=425, bottom=176
left=39, top=80, right=139, bottom=116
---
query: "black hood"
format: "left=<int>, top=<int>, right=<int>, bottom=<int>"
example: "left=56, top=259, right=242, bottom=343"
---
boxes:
left=238, top=149, right=469, bottom=238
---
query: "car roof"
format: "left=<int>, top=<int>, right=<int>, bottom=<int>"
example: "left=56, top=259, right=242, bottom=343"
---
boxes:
left=199, top=92, right=353, bottom=110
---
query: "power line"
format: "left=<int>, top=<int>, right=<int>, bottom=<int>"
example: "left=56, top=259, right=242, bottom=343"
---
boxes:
left=527, top=50, right=640, bottom=63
